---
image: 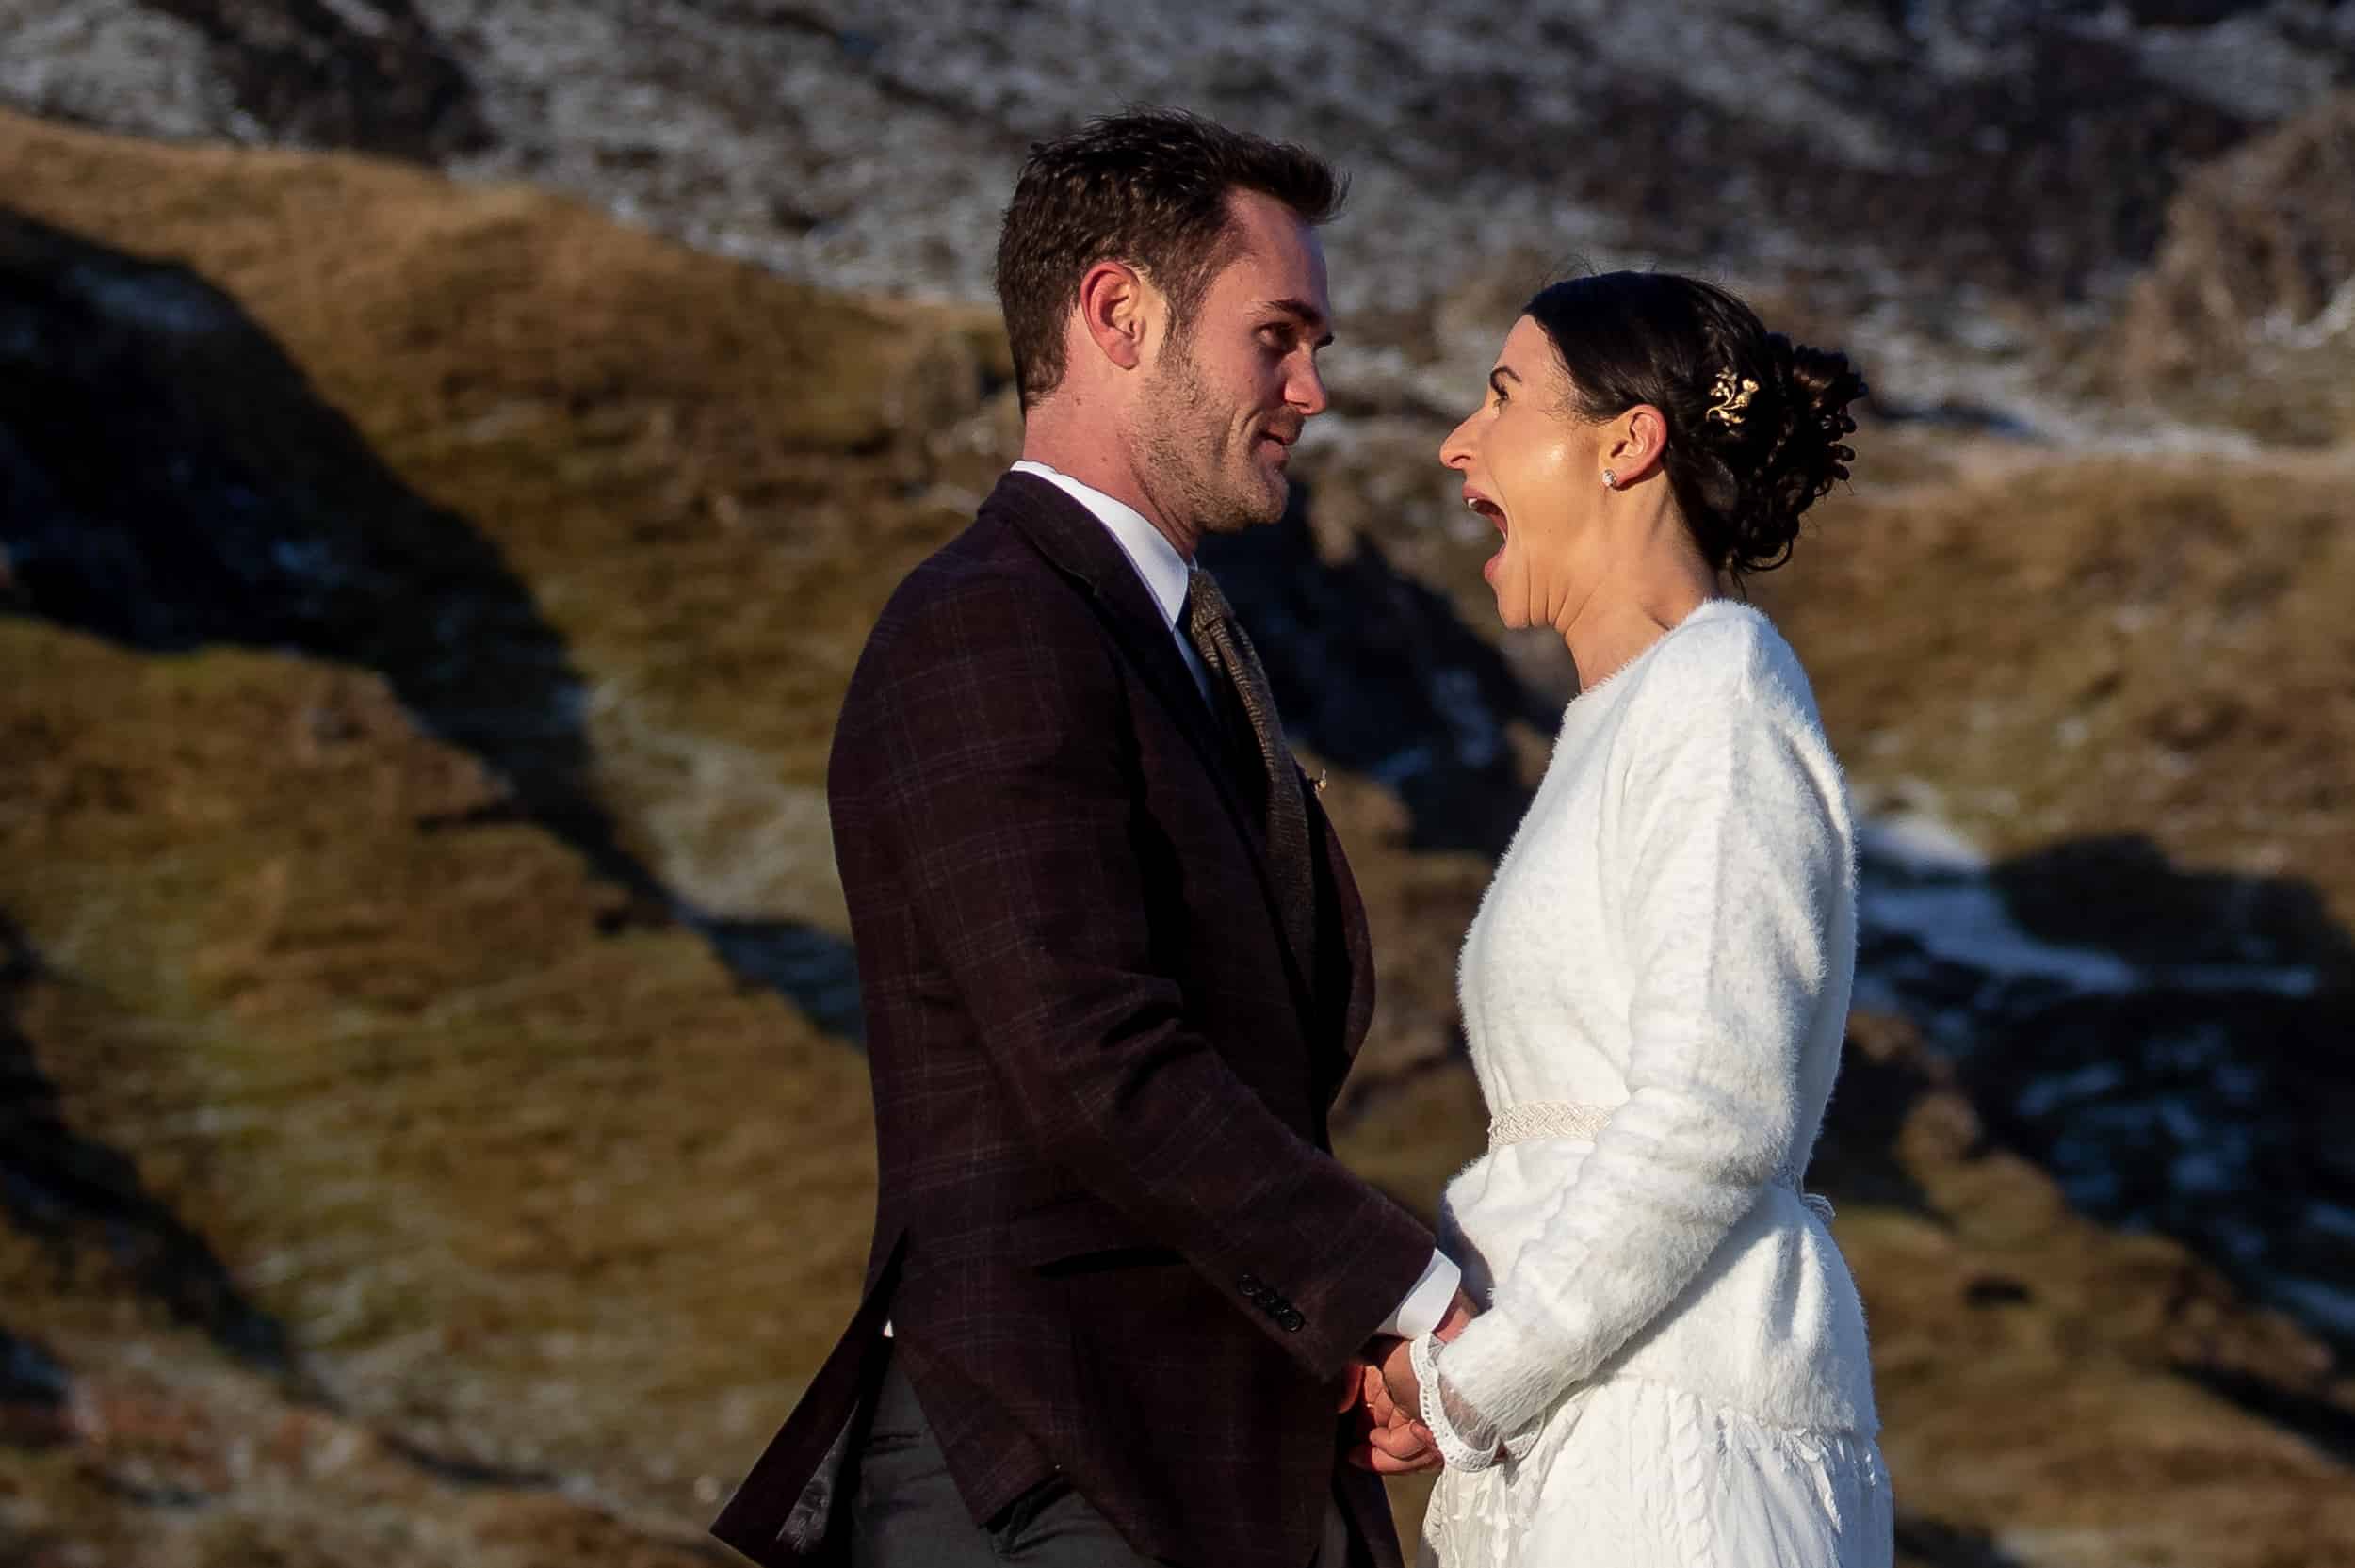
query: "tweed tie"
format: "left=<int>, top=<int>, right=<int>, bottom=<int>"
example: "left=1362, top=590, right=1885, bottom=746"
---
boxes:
left=1184, top=565, right=1318, bottom=976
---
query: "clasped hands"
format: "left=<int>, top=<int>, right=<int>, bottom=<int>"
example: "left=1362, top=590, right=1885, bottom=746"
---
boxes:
left=1339, top=1287, right=1477, bottom=1475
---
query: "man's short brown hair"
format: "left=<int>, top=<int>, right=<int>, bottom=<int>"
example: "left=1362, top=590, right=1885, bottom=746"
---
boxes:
left=994, top=109, right=1345, bottom=410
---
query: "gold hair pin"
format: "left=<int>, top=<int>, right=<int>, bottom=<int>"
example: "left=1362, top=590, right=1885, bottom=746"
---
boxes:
left=1706, top=370, right=1759, bottom=429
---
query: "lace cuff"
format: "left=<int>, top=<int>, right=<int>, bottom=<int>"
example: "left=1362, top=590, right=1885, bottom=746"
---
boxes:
left=1409, top=1333, right=1502, bottom=1473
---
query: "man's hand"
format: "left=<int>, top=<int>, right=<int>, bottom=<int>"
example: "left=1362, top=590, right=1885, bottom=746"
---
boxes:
left=1341, top=1354, right=1440, bottom=1474
left=1435, top=1285, right=1479, bottom=1342
left=1335, top=1359, right=1368, bottom=1415
left=1376, top=1332, right=1421, bottom=1418
left=1342, top=1288, right=1481, bottom=1475
left=1383, top=1285, right=1479, bottom=1411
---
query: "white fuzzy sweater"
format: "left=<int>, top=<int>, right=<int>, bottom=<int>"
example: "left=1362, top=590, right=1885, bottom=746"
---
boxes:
left=1434, top=599, right=1877, bottom=1441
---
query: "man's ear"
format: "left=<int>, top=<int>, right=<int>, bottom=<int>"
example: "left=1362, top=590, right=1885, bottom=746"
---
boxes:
left=1075, top=259, right=1156, bottom=372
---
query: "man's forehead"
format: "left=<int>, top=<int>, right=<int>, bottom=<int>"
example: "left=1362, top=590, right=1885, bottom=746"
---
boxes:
left=1216, top=196, right=1330, bottom=310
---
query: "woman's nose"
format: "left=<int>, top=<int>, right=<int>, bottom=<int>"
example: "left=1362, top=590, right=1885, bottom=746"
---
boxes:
left=1439, top=414, right=1476, bottom=470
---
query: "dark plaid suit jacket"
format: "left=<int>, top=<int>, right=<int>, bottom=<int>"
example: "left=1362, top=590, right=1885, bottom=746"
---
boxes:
left=712, top=472, right=1435, bottom=1568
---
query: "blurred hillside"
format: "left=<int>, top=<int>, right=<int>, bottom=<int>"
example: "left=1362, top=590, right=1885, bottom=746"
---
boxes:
left=5, top=0, right=2353, bottom=439
left=1, top=6, right=2354, bottom=1564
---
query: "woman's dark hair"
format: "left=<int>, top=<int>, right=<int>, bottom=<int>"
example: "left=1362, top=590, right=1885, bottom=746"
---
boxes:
left=1522, top=272, right=1866, bottom=576
left=996, top=109, right=1346, bottom=411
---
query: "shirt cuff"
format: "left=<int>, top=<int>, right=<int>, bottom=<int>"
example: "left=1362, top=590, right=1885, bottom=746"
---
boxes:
left=1380, top=1249, right=1461, bottom=1339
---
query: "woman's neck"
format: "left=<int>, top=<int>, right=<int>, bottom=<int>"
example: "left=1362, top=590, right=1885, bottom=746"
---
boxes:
left=1559, top=559, right=1719, bottom=695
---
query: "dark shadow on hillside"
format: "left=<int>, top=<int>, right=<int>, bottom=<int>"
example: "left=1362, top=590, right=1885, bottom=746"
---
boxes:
left=1863, top=829, right=2355, bottom=1359
left=376, top=1430, right=560, bottom=1489
left=2177, top=1366, right=2355, bottom=1468
left=1895, top=1514, right=2030, bottom=1568
left=0, top=1322, right=72, bottom=1450
left=1803, top=1017, right=1945, bottom=1221
left=0, top=207, right=859, bottom=1040
left=0, top=917, right=311, bottom=1390
left=1201, top=480, right=1557, bottom=857
left=135, top=0, right=494, bottom=161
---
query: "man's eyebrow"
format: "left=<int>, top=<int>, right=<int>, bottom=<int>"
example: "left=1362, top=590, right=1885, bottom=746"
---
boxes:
left=1260, top=298, right=1336, bottom=348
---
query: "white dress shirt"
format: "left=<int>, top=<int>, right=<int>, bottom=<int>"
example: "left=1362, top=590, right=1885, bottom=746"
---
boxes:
left=1010, top=461, right=1460, bottom=1341
left=1010, top=461, right=1212, bottom=703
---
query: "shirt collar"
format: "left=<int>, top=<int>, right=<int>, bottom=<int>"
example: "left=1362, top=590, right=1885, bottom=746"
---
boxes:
left=1010, top=461, right=1191, bottom=632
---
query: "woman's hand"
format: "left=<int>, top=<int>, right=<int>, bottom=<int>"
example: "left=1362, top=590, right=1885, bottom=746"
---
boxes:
left=1377, top=1333, right=1422, bottom=1416
left=1381, top=1284, right=1476, bottom=1413
left=1345, top=1352, right=1441, bottom=1473
left=1397, top=1322, right=1515, bottom=1470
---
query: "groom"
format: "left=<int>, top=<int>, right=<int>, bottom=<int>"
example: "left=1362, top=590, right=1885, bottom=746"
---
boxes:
left=712, top=111, right=1470, bottom=1568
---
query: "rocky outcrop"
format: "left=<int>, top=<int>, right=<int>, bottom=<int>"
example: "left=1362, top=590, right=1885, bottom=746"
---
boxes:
left=2104, top=94, right=2355, bottom=443
left=138, top=0, right=492, bottom=159
left=6, top=0, right=2350, bottom=434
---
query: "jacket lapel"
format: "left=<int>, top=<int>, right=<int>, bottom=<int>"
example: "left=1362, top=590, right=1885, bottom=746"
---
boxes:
left=990, top=473, right=1322, bottom=1019
left=991, top=475, right=1233, bottom=782
left=1313, top=787, right=1376, bottom=1060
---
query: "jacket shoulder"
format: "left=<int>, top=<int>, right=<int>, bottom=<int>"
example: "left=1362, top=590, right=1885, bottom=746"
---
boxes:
left=836, top=513, right=1123, bottom=754
left=869, top=513, right=1101, bottom=655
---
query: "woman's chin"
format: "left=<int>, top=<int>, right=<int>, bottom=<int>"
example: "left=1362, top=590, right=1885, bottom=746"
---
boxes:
left=1488, top=580, right=1523, bottom=629
left=1485, top=555, right=1519, bottom=625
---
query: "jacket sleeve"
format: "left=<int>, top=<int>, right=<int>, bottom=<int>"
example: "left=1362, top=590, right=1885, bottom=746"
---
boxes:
left=1433, top=678, right=1846, bottom=1436
left=857, top=568, right=1432, bottom=1379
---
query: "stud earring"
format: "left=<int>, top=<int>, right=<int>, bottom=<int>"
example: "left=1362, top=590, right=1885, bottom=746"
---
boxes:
left=1601, top=469, right=1620, bottom=491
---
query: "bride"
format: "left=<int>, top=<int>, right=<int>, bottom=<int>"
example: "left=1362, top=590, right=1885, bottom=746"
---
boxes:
left=1387, top=271, right=1893, bottom=1566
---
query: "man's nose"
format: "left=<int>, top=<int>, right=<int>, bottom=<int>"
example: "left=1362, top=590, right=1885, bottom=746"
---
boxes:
left=1289, top=356, right=1329, bottom=419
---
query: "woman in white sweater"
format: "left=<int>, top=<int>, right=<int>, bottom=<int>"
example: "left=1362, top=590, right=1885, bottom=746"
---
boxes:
left=1391, top=272, right=1891, bottom=1566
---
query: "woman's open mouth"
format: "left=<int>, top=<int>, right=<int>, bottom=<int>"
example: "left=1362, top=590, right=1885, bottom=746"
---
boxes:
left=1466, top=488, right=1506, bottom=579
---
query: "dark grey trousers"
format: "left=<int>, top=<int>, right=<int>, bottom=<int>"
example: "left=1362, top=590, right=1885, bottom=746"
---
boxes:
left=846, top=1350, right=1352, bottom=1567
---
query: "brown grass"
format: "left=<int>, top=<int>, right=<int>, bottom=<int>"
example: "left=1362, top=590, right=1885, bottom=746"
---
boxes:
left=0, top=106, right=1015, bottom=932
left=1755, top=446, right=2355, bottom=947
left=0, top=622, right=877, bottom=1539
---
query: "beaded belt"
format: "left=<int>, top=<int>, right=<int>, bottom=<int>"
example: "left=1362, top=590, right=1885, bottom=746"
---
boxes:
left=1487, top=1100, right=1615, bottom=1146
left=1486, top=1099, right=1836, bottom=1223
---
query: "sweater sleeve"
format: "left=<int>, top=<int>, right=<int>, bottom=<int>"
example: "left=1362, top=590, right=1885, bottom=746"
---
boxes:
left=1434, top=672, right=1846, bottom=1437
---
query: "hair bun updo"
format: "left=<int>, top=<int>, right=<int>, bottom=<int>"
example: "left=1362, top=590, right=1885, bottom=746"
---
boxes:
left=1522, top=272, right=1869, bottom=577
left=1721, top=334, right=1867, bottom=574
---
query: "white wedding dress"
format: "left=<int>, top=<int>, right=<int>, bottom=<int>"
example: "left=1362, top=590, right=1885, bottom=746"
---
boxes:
left=1414, top=601, right=1893, bottom=1567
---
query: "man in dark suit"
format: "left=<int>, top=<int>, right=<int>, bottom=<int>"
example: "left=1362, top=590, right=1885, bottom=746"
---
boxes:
left=713, top=110, right=1472, bottom=1568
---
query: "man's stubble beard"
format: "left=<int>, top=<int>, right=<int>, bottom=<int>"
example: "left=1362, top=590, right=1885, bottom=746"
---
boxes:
left=1135, top=334, right=1287, bottom=539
